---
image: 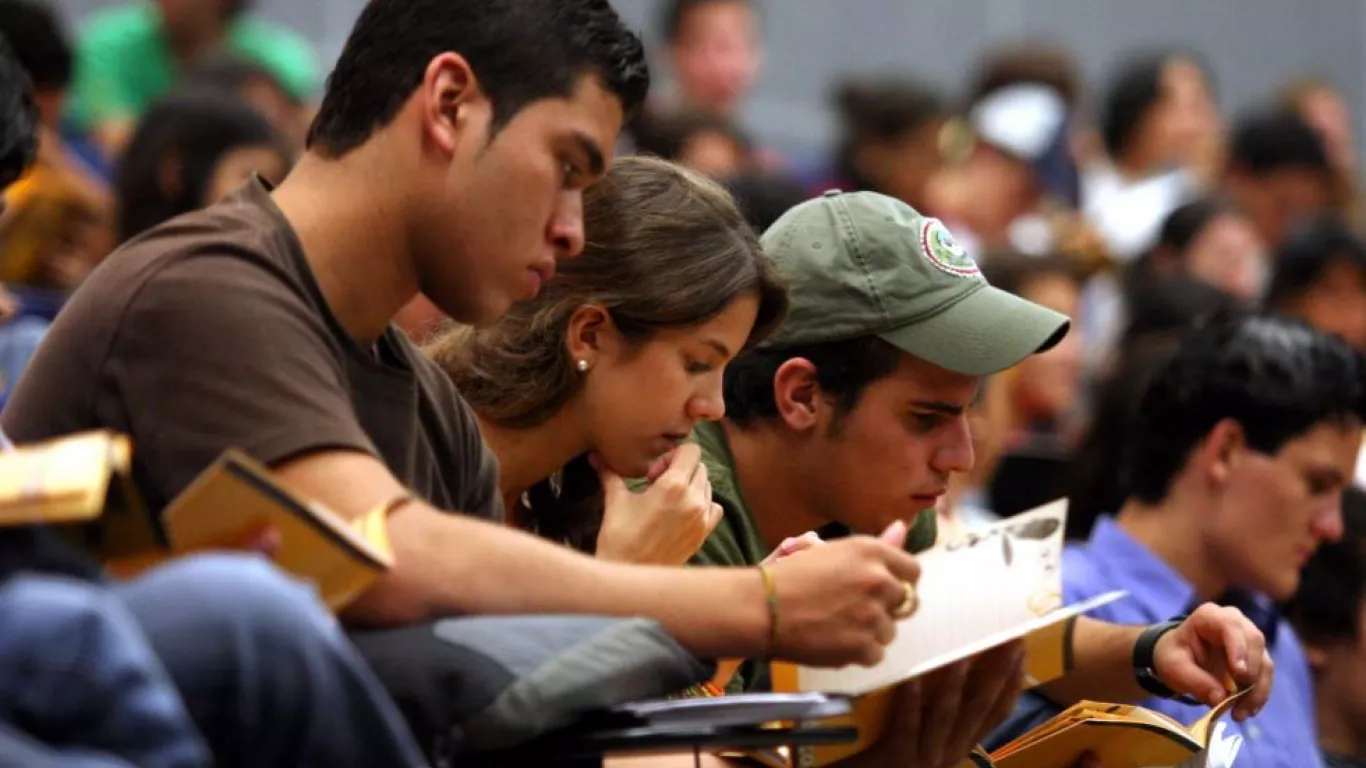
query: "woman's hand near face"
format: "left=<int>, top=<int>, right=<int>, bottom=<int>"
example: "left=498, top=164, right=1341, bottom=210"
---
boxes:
left=594, top=444, right=723, bottom=566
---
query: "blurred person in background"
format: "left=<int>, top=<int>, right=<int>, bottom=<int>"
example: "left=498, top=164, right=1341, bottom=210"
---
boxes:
left=182, top=53, right=310, bottom=150
left=924, top=82, right=1082, bottom=260
left=0, top=1, right=114, bottom=294
left=1065, top=277, right=1243, bottom=541
left=632, top=108, right=753, bottom=179
left=946, top=252, right=1086, bottom=527
left=1282, top=78, right=1358, bottom=204
left=68, top=0, right=319, bottom=157
left=992, top=313, right=1364, bottom=768
left=1134, top=197, right=1269, bottom=305
left=658, top=0, right=761, bottom=122
left=827, top=75, right=949, bottom=211
left=1085, top=50, right=1223, bottom=261
left=1288, top=485, right=1366, bottom=768
left=721, top=168, right=808, bottom=234
left=1223, top=107, right=1337, bottom=249
left=114, top=89, right=294, bottom=244
left=1266, top=216, right=1366, bottom=350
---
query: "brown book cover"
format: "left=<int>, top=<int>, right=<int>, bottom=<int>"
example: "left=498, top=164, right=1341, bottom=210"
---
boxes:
left=161, top=449, right=394, bottom=610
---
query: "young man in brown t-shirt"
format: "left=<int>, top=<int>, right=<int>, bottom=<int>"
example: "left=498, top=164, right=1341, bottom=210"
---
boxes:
left=4, top=0, right=924, bottom=752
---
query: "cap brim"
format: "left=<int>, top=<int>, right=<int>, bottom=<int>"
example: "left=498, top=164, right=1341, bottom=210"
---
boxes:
left=878, top=285, right=1071, bottom=376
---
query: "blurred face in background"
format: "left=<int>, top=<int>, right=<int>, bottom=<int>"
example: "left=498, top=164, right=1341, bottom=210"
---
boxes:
left=1228, top=167, right=1335, bottom=249
left=1306, top=606, right=1366, bottom=750
left=1204, top=420, right=1356, bottom=600
left=1136, top=57, right=1223, bottom=171
left=670, top=0, right=761, bottom=117
left=676, top=128, right=749, bottom=179
left=1282, top=257, right=1366, bottom=350
left=203, top=143, right=289, bottom=203
left=1009, top=271, right=1082, bottom=427
left=1181, top=212, right=1269, bottom=303
left=1297, top=86, right=1358, bottom=180
left=856, top=118, right=948, bottom=211
left=154, top=0, right=234, bottom=46
left=962, top=144, right=1038, bottom=241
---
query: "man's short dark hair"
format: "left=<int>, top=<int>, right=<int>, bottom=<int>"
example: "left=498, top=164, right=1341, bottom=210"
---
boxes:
left=660, top=0, right=757, bottom=44
left=1267, top=216, right=1366, bottom=310
left=0, top=0, right=69, bottom=92
left=723, top=336, right=903, bottom=429
left=1288, top=485, right=1366, bottom=645
left=0, top=34, right=37, bottom=190
left=1229, top=107, right=1331, bottom=177
left=307, top=0, right=649, bottom=158
left=1120, top=313, right=1366, bottom=504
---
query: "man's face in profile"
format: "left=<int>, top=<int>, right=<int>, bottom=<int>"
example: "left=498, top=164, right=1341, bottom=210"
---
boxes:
left=413, top=72, right=623, bottom=327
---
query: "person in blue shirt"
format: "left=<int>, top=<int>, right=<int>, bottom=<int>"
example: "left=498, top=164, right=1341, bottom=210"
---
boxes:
left=990, top=312, right=1366, bottom=768
left=1288, top=486, right=1366, bottom=768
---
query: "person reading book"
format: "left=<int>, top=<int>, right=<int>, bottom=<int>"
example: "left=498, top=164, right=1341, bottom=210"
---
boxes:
left=1288, top=485, right=1366, bottom=768
left=990, top=312, right=1364, bottom=768
left=427, top=155, right=787, bottom=563
left=671, top=191, right=1273, bottom=768
left=2, top=0, right=925, bottom=758
left=0, top=39, right=426, bottom=767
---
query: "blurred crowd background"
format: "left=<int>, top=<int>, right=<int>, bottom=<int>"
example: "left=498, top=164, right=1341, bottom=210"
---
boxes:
left=8, top=0, right=1366, bottom=541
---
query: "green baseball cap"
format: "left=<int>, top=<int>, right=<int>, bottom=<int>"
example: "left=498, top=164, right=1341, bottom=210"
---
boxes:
left=758, top=190, right=1070, bottom=376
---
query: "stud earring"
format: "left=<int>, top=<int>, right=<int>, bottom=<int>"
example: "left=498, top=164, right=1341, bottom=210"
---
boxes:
left=576, top=359, right=591, bottom=373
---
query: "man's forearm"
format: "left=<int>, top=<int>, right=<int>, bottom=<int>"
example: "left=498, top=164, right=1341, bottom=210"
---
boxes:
left=1032, top=617, right=1145, bottom=705
left=345, top=504, right=770, bottom=660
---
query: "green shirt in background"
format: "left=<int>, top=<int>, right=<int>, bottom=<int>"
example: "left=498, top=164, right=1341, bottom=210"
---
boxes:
left=687, top=420, right=938, bottom=692
left=68, top=3, right=320, bottom=132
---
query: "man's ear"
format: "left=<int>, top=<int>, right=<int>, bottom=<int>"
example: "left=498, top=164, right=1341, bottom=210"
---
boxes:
left=772, top=358, right=823, bottom=432
left=1199, top=418, right=1247, bottom=489
left=419, top=52, right=490, bottom=157
left=565, top=304, right=619, bottom=368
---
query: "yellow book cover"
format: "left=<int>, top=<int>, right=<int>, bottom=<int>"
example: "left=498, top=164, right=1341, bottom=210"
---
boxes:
left=991, top=688, right=1250, bottom=768
left=757, top=501, right=1127, bottom=767
left=0, top=430, right=162, bottom=559
left=161, top=449, right=394, bottom=610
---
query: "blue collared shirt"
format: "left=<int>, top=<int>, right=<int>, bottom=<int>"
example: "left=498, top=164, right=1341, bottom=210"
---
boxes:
left=987, top=516, right=1322, bottom=768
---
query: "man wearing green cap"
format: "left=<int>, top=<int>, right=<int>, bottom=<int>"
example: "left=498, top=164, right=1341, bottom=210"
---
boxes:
left=684, top=191, right=1275, bottom=767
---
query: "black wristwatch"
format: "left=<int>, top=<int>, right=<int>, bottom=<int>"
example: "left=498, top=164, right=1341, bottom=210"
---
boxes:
left=1133, top=615, right=1204, bottom=706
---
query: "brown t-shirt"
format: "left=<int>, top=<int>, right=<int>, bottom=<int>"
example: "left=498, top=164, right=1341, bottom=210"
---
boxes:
left=2, top=178, right=502, bottom=522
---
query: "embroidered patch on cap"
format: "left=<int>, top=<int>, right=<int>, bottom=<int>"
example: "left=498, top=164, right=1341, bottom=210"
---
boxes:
left=920, top=219, right=980, bottom=277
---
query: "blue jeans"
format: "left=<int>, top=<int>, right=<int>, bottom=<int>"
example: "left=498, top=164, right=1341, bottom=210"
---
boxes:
left=0, top=572, right=208, bottom=767
left=0, top=554, right=427, bottom=767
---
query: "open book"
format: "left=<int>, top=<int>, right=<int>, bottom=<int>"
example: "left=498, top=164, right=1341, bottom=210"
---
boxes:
left=765, top=500, right=1126, bottom=767
left=162, top=449, right=395, bottom=610
left=0, top=430, right=163, bottom=559
left=988, top=687, right=1252, bottom=768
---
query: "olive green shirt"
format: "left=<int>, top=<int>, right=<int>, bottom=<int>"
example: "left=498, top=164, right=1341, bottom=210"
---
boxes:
left=687, top=420, right=938, bottom=692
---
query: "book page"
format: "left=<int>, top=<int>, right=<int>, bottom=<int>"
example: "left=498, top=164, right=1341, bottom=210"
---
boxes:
left=796, top=500, right=1097, bottom=695
left=0, top=431, right=123, bottom=526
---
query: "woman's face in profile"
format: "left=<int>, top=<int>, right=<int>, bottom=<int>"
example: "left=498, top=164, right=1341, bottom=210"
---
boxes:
left=578, top=295, right=758, bottom=478
left=203, top=145, right=290, bottom=205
